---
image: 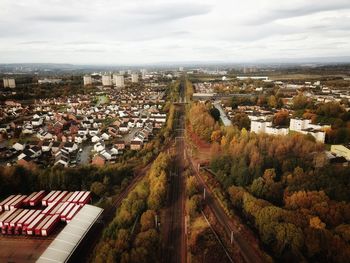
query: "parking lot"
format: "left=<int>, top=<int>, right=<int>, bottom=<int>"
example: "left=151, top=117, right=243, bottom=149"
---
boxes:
left=0, top=234, right=56, bottom=262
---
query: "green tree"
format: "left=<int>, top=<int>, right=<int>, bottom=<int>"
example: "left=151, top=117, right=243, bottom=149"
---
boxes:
left=90, top=181, right=106, bottom=197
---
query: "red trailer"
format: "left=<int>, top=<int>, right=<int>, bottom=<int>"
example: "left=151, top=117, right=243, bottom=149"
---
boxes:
left=34, top=216, right=51, bottom=236
left=67, top=191, right=80, bottom=203
left=0, top=195, right=15, bottom=212
left=66, top=205, right=81, bottom=223
left=41, top=214, right=60, bottom=236
left=28, top=190, right=46, bottom=206
left=3, top=195, right=22, bottom=211
left=26, top=214, right=45, bottom=235
left=78, top=191, right=91, bottom=206
left=49, top=203, right=63, bottom=215
left=61, top=192, right=73, bottom=203
left=51, top=191, right=68, bottom=204
left=9, top=195, right=27, bottom=210
left=72, top=191, right=85, bottom=204
left=55, top=202, right=70, bottom=216
left=15, top=210, right=35, bottom=234
left=41, top=202, right=57, bottom=215
left=22, top=210, right=41, bottom=234
left=41, top=191, right=56, bottom=206
left=23, top=192, right=37, bottom=206
left=9, top=209, right=28, bottom=229
left=47, top=191, right=61, bottom=205
left=8, top=209, right=28, bottom=234
left=0, top=209, right=18, bottom=228
left=2, top=209, right=22, bottom=234
left=60, top=203, right=75, bottom=222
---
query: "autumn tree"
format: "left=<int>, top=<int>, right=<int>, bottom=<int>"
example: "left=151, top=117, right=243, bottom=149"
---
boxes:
left=232, top=113, right=250, bottom=130
left=273, top=110, right=289, bottom=126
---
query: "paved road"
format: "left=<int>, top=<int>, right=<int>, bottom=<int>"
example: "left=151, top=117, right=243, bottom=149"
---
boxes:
left=188, top=158, right=265, bottom=263
left=214, top=101, right=232, bottom=127
left=79, top=145, right=92, bottom=165
left=162, top=82, right=186, bottom=263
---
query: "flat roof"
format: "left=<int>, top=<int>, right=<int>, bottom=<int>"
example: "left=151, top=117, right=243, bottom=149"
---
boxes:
left=37, top=204, right=103, bottom=263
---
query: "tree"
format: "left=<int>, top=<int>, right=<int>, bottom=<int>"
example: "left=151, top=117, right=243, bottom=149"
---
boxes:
left=187, top=194, right=202, bottom=217
left=274, top=223, right=304, bottom=255
left=210, top=130, right=222, bottom=142
left=140, top=210, right=156, bottom=232
left=115, top=229, right=130, bottom=252
left=232, top=113, right=250, bottom=130
left=186, top=176, right=198, bottom=197
left=273, top=110, right=289, bottom=126
left=309, top=216, right=326, bottom=229
left=292, top=94, right=309, bottom=110
left=90, top=181, right=106, bottom=197
left=335, top=224, right=350, bottom=242
left=268, top=95, right=277, bottom=108
left=209, top=107, right=220, bottom=122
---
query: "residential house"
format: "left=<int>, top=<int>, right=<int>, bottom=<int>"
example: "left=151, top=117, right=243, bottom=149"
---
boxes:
left=115, top=140, right=126, bottom=150
left=130, top=140, right=142, bottom=151
left=42, top=141, right=53, bottom=152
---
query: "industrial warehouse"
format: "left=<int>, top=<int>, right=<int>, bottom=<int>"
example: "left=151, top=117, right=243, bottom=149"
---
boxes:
left=0, top=190, right=103, bottom=262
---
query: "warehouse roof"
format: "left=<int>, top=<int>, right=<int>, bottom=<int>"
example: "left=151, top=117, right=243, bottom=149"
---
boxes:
left=37, top=204, right=103, bottom=263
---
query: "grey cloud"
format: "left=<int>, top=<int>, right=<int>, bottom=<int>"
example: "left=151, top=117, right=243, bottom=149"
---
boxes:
left=0, top=0, right=349, bottom=63
left=246, top=1, right=350, bottom=25
left=131, top=2, right=212, bottom=21
left=27, top=15, right=86, bottom=23
left=18, top=40, right=50, bottom=45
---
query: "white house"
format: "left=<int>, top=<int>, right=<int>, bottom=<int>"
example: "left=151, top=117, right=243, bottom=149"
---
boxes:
left=41, top=141, right=53, bottom=152
left=63, top=142, right=78, bottom=153
left=78, top=128, right=89, bottom=136
left=13, top=142, right=25, bottom=151
left=94, top=142, right=105, bottom=152
left=31, top=118, right=43, bottom=127
left=91, top=135, right=101, bottom=143
left=74, top=136, right=84, bottom=144
left=101, top=133, right=110, bottom=141
left=89, top=129, right=99, bottom=137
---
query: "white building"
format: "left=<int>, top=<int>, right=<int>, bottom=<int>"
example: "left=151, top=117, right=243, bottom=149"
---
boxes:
left=38, top=78, right=61, bottom=84
left=289, top=118, right=329, bottom=143
left=251, top=120, right=288, bottom=136
left=141, top=69, right=147, bottom=79
left=83, top=75, right=92, bottom=86
left=3, top=78, right=16, bottom=88
left=114, top=74, right=125, bottom=88
left=102, top=74, right=112, bottom=86
left=131, top=73, right=139, bottom=83
left=251, top=120, right=272, bottom=134
left=237, top=76, right=268, bottom=81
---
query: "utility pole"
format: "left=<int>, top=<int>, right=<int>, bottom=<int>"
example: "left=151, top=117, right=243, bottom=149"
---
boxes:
left=155, top=214, right=158, bottom=228
left=203, top=188, right=206, bottom=200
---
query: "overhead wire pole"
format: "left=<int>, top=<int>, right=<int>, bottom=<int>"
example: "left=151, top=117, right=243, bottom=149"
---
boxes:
left=201, top=211, right=234, bottom=263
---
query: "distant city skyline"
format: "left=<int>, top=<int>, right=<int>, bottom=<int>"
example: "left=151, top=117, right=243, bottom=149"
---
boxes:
left=0, top=0, right=350, bottom=64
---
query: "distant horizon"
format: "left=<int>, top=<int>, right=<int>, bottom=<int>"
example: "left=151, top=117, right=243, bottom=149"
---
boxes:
left=1, top=55, right=350, bottom=67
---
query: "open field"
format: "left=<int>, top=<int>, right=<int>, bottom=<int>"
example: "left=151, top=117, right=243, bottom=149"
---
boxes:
left=268, top=73, right=347, bottom=80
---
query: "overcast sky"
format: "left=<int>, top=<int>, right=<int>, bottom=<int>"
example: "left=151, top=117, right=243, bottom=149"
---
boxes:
left=0, top=0, right=350, bottom=64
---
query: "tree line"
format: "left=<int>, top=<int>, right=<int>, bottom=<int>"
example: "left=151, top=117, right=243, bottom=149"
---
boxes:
left=207, top=126, right=350, bottom=262
left=92, top=152, right=172, bottom=263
